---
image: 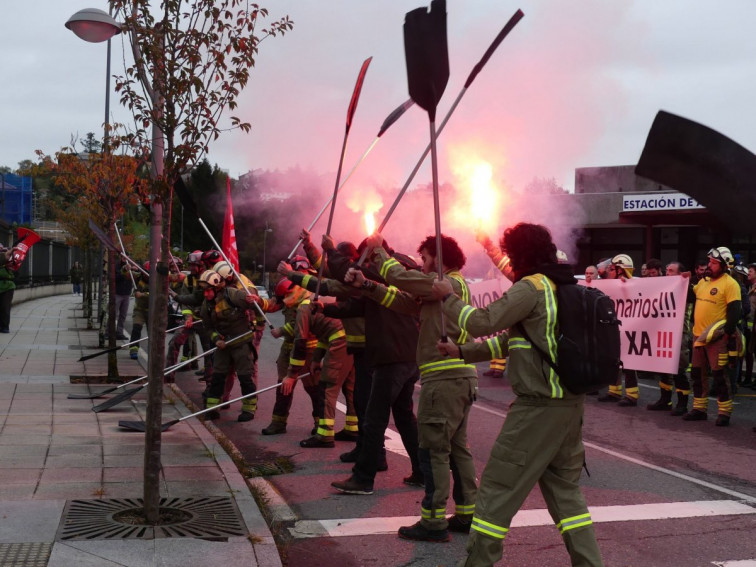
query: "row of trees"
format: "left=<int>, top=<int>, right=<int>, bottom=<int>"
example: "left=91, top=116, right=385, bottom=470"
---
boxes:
left=22, top=0, right=293, bottom=525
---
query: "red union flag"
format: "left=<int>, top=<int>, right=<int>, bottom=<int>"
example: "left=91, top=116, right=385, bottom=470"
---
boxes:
left=222, top=177, right=239, bottom=272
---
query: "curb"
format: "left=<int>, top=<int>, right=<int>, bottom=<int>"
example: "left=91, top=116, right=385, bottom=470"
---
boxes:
left=167, top=383, right=284, bottom=567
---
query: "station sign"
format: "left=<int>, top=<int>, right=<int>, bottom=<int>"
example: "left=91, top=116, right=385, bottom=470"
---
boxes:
left=622, top=193, right=705, bottom=213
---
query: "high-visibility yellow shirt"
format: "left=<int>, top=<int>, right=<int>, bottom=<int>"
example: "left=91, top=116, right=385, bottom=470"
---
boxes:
left=693, top=274, right=741, bottom=337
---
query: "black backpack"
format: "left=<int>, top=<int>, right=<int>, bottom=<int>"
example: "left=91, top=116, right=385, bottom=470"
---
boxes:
left=520, top=283, right=622, bottom=395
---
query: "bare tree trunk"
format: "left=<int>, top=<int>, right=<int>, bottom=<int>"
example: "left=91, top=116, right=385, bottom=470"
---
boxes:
left=106, top=227, right=119, bottom=381
left=84, top=247, right=94, bottom=328
left=144, top=83, right=167, bottom=523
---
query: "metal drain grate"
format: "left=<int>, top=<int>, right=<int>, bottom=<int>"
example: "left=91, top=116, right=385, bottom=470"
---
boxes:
left=0, top=543, right=52, bottom=567
left=57, top=497, right=247, bottom=541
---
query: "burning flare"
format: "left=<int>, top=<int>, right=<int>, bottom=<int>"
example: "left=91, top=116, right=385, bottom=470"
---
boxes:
left=364, top=211, right=376, bottom=235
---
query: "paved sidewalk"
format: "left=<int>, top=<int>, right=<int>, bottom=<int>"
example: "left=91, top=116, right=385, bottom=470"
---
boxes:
left=0, top=294, right=281, bottom=567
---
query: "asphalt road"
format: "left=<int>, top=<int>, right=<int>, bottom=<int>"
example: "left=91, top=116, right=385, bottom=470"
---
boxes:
left=175, top=311, right=756, bottom=567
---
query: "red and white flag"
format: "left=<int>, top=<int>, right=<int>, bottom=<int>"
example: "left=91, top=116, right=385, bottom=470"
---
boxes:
left=222, top=177, right=240, bottom=272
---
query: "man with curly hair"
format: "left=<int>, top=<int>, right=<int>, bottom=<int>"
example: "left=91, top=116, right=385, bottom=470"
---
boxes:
left=433, top=223, right=603, bottom=567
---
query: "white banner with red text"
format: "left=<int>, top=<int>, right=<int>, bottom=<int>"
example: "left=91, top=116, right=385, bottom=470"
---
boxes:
left=467, top=276, right=689, bottom=373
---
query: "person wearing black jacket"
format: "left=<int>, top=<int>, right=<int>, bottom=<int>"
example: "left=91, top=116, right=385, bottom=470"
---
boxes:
left=324, top=239, right=424, bottom=495
left=114, top=261, right=133, bottom=340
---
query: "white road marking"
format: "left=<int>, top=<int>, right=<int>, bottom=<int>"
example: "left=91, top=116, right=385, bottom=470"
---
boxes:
left=289, top=499, right=756, bottom=539
left=712, top=561, right=756, bottom=566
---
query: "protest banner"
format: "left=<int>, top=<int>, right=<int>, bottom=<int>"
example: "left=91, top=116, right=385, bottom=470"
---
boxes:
left=583, top=277, right=689, bottom=373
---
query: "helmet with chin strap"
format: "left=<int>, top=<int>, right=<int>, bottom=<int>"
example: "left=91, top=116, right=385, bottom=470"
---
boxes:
left=199, top=270, right=222, bottom=288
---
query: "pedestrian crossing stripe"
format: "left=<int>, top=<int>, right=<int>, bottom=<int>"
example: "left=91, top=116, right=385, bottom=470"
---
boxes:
left=288, top=499, right=756, bottom=539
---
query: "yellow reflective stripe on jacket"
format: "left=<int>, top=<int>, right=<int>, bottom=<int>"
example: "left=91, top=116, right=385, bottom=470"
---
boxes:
left=328, top=329, right=346, bottom=343
left=486, top=337, right=503, bottom=359
left=289, top=357, right=306, bottom=367
left=316, top=341, right=328, bottom=350
left=283, top=323, right=294, bottom=336
left=306, top=339, right=318, bottom=349
left=458, top=304, right=475, bottom=333
left=448, top=272, right=469, bottom=303
left=471, top=517, right=508, bottom=539
left=346, top=334, right=366, bottom=344
left=449, top=272, right=470, bottom=344
left=508, top=337, right=531, bottom=350
left=496, top=255, right=510, bottom=273
left=705, top=319, right=725, bottom=343
left=380, top=257, right=401, bottom=280
left=301, top=274, right=313, bottom=289
left=418, top=358, right=477, bottom=377
left=556, top=513, right=593, bottom=534
left=542, top=276, right=563, bottom=398
left=380, top=285, right=398, bottom=308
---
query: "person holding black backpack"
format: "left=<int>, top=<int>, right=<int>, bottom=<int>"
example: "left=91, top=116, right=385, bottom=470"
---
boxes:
left=433, top=223, right=603, bottom=567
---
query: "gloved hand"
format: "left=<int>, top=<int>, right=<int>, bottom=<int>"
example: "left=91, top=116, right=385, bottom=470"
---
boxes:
left=309, top=300, right=324, bottom=314
left=184, top=316, right=193, bottom=329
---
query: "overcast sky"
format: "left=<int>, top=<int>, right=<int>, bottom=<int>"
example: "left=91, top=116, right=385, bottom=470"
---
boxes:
left=3, top=0, right=756, bottom=195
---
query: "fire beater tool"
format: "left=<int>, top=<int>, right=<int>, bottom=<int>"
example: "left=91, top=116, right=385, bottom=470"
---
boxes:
left=314, top=57, right=373, bottom=301
left=358, top=9, right=524, bottom=266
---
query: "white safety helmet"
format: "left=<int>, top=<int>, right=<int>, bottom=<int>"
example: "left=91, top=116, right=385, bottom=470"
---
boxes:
left=556, top=250, right=569, bottom=264
left=212, top=261, right=234, bottom=280
left=708, top=247, right=734, bottom=269
left=199, top=270, right=222, bottom=288
left=611, top=254, right=634, bottom=278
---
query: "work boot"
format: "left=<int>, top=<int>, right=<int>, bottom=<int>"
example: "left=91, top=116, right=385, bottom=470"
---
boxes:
left=403, top=472, right=424, bottom=487
left=597, top=393, right=620, bottom=403
left=715, top=414, right=731, bottom=427
left=237, top=411, right=254, bottom=423
left=299, top=435, right=334, bottom=448
left=446, top=515, right=472, bottom=533
left=482, top=369, right=503, bottom=378
left=398, top=521, right=450, bottom=543
left=682, top=409, right=707, bottom=421
left=646, top=389, right=672, bottom=411
left=340, top=448, right=359, bottom=463
left=333, top=429, right=359, bottom=442
left=617, top=397, right=637, bottom=407
left=331, top=476, right=374, bottom=495
left=261, top=421, right=287, bottom=435
left=376, top=457, right=388, bottom=472
left=204, top=409, right=221, bottom=421
left=670, top=394, right=688, bottom=416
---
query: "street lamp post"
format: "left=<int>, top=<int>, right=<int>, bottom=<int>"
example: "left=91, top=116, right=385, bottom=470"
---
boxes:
left=65, top=8, right=121, bottom=329
left=262, top=222, right=273, bottom=289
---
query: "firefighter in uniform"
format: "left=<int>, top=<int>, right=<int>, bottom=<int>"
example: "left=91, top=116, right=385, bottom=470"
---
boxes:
left=199, top=270, right=261, bottom=422
left=365, top=232, right=477, bottom=542
left=281, top=296, right=352, bottom=448
left=647, top=261, right=694, bottom=414
left=476, top=230, right=515, bottom=379
left=684, top=246, right=743, bottom=426
left=261, top=277, right=322, bottom=435
left=598, top=253, right=640, bottom=406
left=279, top=258, right=361, bottom=443
left=213, top=260, right=274, bottom=412
left=296, top=231, right=362, bottom=442
left=169, top=251, right=213, bottom=382
left=433, top=222, right=603, bottom=567
left=129, top=262, right=150, bottom=360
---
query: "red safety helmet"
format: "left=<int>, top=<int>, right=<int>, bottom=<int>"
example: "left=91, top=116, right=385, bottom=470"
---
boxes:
left=187, top=250, right=203, bottom=265
left=201, top=250, right=222, bottom=266
left=274, top=278, right=294, bottom=299
left=143, top=261, right=150, bottom=273
left=290, top=255, right=311, bottom=272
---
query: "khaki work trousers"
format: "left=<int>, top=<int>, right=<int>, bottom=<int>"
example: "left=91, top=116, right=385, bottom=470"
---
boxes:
left=314, top=340, right=354, bottom=441
left=417, top=377, right=478, bottom=531
left=460, top=397, right=603, bottom=567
